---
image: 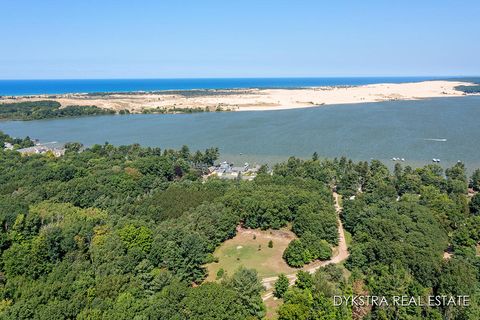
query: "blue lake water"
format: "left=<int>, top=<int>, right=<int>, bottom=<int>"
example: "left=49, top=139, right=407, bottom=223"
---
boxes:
left=0, top=77, right=441, bottom=96
left=1, top=96, right=480, bottom=171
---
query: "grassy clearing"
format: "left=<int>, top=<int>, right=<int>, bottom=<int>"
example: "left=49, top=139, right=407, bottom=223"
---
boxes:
left=206, top=227, right=297, bottom=281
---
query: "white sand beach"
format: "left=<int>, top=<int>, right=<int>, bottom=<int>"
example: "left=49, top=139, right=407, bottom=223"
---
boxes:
left=1, top=80, right=475, bottom=113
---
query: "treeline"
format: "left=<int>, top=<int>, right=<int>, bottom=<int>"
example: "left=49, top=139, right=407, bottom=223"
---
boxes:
left=0, top=100, right=115, bottom=120
left=141, top=106, right=209, bottom=114
left=140, top=106, right=230, bottom=114
left=0, top=131, right=34, bottom=149
left=456, top=85, right=480, bottom=94
left=452, top=77, right=480, bottom=94
left=0, top=100, right=233, bottom=120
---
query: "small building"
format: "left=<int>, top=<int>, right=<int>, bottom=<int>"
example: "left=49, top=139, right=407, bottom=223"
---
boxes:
left=16, top=144, right=65, bottom=157
left=3, top=142, right=14, bottom=151
left=206, top=161, right=260, bottom=180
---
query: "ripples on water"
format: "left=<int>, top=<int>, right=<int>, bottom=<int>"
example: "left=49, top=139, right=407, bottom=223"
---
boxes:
left=1, top=96, right=479, bottom=171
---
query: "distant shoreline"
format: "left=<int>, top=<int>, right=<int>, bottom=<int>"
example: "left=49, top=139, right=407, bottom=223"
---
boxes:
left=0, top=76, right=447, bottom=96
left=0, top=80, right=478, bottom=115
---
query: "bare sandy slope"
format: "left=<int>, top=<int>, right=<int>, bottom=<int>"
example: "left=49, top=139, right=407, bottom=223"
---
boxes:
left=1, top=80, right=474, bottom=113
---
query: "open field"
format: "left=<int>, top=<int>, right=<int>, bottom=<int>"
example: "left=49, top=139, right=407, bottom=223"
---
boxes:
left=0, top=80, right=475, bottom=113
left=206, top=227, right=297, bottom=281
left=261, top=191, right=348, bottom=296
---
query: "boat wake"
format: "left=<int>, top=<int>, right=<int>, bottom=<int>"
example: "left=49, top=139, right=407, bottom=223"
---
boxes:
left=424, top=138, right=447, bottom=142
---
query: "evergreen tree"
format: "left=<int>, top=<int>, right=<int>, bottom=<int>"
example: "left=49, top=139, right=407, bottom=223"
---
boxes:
left=274, top=273, right=290, bottom=298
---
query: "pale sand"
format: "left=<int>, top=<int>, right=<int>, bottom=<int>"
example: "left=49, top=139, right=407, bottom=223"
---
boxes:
left=0, top=80, right=475, bottom=113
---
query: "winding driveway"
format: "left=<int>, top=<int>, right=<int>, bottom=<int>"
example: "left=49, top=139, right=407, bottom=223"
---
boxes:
left=261, top=191, right=349, bottom=301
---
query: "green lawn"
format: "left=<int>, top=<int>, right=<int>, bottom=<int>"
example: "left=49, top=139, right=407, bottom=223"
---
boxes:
left=206, top=228, right=297, bottom=281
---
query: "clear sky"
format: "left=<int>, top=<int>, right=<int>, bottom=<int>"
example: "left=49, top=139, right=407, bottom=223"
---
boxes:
left=1, top=0, right=479, bottom=79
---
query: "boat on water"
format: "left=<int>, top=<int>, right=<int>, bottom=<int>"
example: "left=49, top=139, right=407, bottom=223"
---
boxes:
left=424, top=138, right=447, bottom=142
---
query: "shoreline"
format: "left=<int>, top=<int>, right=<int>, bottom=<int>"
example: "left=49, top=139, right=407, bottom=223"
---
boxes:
left=0, top=80, right=477, bottom=113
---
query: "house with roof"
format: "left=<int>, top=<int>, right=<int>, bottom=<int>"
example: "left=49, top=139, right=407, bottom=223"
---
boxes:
left=3, top=142, right=14, bottom=150
left=16, top=144, right=65, bottom=157
left=206, top=161, right=260, bottom=180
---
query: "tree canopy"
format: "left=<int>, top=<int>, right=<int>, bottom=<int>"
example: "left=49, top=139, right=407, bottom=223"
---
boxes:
left=0, top=133, right=478, bottom=319
left=0, top=101, right=115, bottom=120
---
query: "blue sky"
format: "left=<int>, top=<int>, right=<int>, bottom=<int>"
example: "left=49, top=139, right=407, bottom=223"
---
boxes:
left=0, top=0, right=479, bottom=79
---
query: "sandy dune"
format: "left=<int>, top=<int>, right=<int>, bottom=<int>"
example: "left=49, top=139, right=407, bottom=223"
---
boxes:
left=1, top=80, right=474, bottom=113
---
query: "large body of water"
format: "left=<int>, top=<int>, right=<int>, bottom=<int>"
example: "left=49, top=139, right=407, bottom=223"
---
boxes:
left=1, top=96, right=480, bottom=171
left=0, top=77, right=441, bottom=96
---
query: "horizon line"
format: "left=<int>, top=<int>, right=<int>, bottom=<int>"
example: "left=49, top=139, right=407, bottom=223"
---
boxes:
left=0, top=75, right=479, bottom=81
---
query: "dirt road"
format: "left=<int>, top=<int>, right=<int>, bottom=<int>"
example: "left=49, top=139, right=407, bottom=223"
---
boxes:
left=261, top=191, right=349, bottom=301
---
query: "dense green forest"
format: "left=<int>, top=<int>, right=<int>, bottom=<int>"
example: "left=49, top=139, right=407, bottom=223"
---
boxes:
left=0, top=101, right=115, bottom=120
left=0, top=131, right=34, bottom=149
left=0, top=130, right=479, bottom=319
left=274, top=158, right=480, bottom=319
left=455, top=78, right=480, bottom=94
left=456, top=85, right=480, bottom=94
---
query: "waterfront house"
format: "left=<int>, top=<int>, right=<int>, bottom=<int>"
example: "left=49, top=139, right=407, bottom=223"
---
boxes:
left=206, top=161, right=260, bottom=180
left=3, top=142, right=14, bottom=150
left=16, top=144, right=66, bottom=157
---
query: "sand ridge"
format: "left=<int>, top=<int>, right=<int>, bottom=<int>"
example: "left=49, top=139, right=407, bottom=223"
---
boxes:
left=0, top=80, right=474, bottom=113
